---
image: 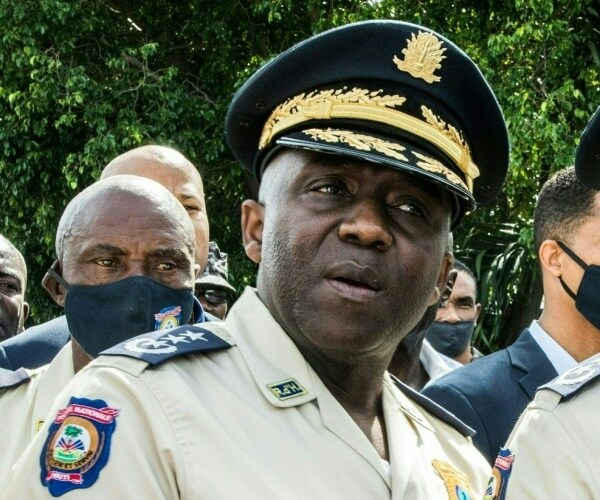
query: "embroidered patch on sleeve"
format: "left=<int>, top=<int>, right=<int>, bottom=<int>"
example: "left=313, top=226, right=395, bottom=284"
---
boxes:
left=431, top=459, right=474, bottom=499
left=483, top=448, right=514, bottom=500
left=39, top=397, right=119, bottom=497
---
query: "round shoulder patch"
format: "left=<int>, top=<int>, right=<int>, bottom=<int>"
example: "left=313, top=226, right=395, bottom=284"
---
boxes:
left=40, top=397, right=119, bottom=496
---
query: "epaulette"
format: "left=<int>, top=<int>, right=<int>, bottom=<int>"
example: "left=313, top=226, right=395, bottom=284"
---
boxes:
left=390, top=374, right=475, bottom=438
left=0, top=366, right=30, bottom=389
left=100, top=323, right=234, bottom=366
left=541, top=353, right=600, bottom=400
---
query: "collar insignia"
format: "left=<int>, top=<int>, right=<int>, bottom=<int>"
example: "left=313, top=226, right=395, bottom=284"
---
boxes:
left=267, top=378, right=307, bottom=400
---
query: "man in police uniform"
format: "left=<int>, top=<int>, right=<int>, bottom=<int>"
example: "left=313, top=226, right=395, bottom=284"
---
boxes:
left=0, top=144, right=211, bottom=370
left=6, top=21, right=508, bottom=498
left=484, top=109, right=600, bottom=499
left=0, top=176, right=198, bottom=487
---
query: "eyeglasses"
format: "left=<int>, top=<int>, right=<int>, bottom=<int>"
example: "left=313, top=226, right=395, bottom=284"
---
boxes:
left=197, top=288, right=230, bottom=306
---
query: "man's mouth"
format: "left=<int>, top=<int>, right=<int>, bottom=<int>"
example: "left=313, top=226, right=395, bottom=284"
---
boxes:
left=325, top=262, right=383, bottom=300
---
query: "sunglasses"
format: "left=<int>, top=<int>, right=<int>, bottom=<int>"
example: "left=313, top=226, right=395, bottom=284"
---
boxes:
left=197, top=288, right=230, bottom=306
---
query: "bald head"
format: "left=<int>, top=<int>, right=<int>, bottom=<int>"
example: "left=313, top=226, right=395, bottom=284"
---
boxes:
left=56, top=175, right=195, bottom=265
left=100, top=145, right=210, bottom=269
left=0, top=234, right=29, bottom=339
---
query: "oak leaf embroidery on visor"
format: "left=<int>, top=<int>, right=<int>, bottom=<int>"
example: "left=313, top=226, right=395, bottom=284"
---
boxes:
left=302, top=128, right=409, bottom=162
left=412, top=151, right=467, bottom=190
left=421, top=105, right=479, bottom=191
left=259, top=87, right=406, bottom=149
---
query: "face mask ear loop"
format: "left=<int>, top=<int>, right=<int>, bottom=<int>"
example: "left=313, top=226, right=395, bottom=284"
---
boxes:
left=556, top=240, right=586, bottom=301
left=46, top=266, right=70, bottom=290
left=556, top=241, right=588, bottom=270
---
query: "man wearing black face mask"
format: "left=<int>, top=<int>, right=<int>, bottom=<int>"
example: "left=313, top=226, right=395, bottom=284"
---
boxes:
left=0, top=175, right=200, bottom=485
left=423, top=165, right=600, bottom=465
left=483, top=109, right=600, bottom=498
left=0, top=144, right=211, bottom=371
left=426, top=259, right=483, bottom=365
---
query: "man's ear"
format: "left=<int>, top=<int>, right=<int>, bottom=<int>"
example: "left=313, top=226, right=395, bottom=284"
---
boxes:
left=241, top=200, right=265, bottom=264
left=22, top=302, right=30, bottom=324
left=42, top=260, right=67, bottom=307
left=429, top=252, right=453, bottom=307
left=474, top=303, right=482, bottom=322
left=539, top=239, right=562, bottom=277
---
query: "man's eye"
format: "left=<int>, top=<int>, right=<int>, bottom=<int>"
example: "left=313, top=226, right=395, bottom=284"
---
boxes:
left=395, top=202, right=426, bottom=218
left=157, top=262, right=177, bottom=272
left=183, top=204, right=199, bottom=213
left=95, top=258, right=117, bottom=268
left=314, top=183, right=344, bottom=195
left=0, top=282, right=18, bottom=292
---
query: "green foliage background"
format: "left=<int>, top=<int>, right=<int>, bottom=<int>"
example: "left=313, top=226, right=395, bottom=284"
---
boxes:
left=0, top=0, right=598, bottom=350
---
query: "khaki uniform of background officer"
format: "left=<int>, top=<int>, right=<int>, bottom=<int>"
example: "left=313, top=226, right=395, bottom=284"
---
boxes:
left=0, top=145, right=212, bottom=486
left=484, top=108, right=600, bottom=499
left=0, top=175, right=198, bottom=488
left=6, top=20, right=510, bottom=498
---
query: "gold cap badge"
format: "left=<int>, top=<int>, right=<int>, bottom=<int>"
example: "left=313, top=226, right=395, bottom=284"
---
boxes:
left=394, top=31, right=446, bottom=84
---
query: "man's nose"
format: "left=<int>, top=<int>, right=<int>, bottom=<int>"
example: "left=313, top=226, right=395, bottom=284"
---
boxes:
left=436, top=305, right=461, bottom=323
left=338, top=200, right=393, bottom=250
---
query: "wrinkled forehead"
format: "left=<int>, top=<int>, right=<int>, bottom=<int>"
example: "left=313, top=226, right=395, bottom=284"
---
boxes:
left=62, top=189, right=193, bottom=249
left=451, top=270, right=477, bottom=297
left=0, top=242, right=26, bottom=281
left=0, top=253, right=25, bottom=283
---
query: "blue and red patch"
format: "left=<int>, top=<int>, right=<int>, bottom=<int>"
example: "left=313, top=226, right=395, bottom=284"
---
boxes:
left=40, top=397, right=119, bottom=497
left=483, top=448, right=514, bottom=500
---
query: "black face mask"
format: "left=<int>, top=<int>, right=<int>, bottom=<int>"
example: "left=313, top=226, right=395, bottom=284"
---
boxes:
left=557, top=241, right=600, bottom=330
left=48, top=269, right=194, bottom=357
left=425, top=320, right=476, bottom=358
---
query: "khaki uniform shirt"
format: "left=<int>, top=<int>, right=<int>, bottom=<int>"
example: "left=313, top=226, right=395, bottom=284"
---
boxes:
left=485, top=353, right=600, bottom=499
left=6, top=288, right=489, bottom=499
left=0, top=343, right=74, bottom=488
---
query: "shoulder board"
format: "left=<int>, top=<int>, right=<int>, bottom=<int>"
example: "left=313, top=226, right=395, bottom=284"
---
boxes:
left=390, top=373, right=475, bottom=438
left=541, top=353, right=600, bottom=400
left=0, top=367, right=30, bottom=389
left=100, top=324, right=234, bottom=366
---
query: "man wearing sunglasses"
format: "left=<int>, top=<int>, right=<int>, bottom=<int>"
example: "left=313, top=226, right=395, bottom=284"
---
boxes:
left=194, top=241, right=236, bottom=320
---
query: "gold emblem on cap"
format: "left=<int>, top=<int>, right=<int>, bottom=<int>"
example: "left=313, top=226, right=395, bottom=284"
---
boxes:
left=394, top=31, right=446, bottom=84
left=303, top=128, right=409, bottom=162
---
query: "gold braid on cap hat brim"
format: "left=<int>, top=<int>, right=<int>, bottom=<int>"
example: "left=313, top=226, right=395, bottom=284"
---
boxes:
left=258, top=87, right=480, bottom=193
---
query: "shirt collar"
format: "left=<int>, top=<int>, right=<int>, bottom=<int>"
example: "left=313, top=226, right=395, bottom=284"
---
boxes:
left=224, top=287, right=317, bottom=408
left=529, top=319, right=577, bottom=375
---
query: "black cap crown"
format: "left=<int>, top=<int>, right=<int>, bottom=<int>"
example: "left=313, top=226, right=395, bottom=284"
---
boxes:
left=575, top=106, right=600, bottom=189
left=226, top=20, right=509, bottom=227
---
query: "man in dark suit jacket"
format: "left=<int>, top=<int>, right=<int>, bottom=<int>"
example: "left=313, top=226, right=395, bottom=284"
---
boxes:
left=0, top=316, right=68, bottom=370
left=423, top=166, right=600, bottom=465
left=422, top=328, right=557, bottom=463
left=0, top=145, right=211, bottom=371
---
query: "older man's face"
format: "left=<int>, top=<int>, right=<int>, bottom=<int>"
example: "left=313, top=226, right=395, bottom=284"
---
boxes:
left=60, top=189, right=196, bottom=292
left=243, top=150, right=453, bottom=360
left=0, top=241, right=28, bottom=341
